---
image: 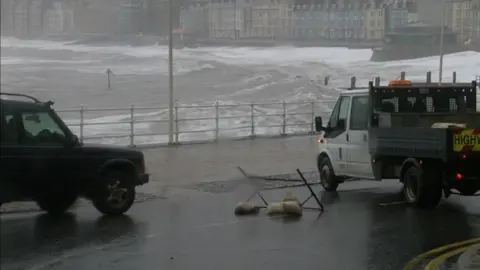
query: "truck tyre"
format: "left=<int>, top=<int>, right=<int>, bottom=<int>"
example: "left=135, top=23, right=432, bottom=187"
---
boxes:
left=36, top=192, right=78, bottom=216
left=92, top=170, right=136, bottom=216
left=318, top=157, right=339, bottom=192
left=403, top=166, right=442, bottom=209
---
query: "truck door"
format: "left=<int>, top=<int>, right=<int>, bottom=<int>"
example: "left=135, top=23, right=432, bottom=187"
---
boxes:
left=346, top=95, right=374, bottom=179
left=324, top=95, right=351, bottom=174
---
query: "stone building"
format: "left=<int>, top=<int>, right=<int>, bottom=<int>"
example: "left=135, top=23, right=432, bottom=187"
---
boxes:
left=1, top=0, right=74, bottom=36
left=179, top=0, right=394, bottom=42
left=364, top=0, right=385, bottom=41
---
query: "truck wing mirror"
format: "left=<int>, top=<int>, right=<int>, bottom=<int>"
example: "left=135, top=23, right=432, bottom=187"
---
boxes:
left=315, top=116, right=324, bottom=132
left=337, top=119, right=346, bottom=130
left=371, top=113, right=379, bottom=127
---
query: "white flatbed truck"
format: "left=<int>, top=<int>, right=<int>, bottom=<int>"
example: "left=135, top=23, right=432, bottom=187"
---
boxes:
left=314, top=80, right=480, bottom=209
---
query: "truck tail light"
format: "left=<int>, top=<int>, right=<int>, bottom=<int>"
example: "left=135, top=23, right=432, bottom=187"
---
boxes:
left=456, top=173, right=464, bottom=181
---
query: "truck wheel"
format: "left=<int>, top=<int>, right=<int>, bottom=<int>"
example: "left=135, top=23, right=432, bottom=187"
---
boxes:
left=92, top=170, right=136, bottom=216
left=403, top=166, right=442, bottom=209
left=318, top=157, right=339, bottom=192
left=36, top=192, right=78, bottom=216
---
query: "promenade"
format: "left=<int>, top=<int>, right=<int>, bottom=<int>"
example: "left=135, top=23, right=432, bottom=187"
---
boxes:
left=139, top=135, right=318, bottom=196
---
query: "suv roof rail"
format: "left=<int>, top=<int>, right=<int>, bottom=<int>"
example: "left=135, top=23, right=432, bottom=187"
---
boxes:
left=0, top=92, right=41, bottom=103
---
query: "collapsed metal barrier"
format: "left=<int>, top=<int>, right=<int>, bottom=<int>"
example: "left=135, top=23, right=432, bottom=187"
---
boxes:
left=237, top=166, right=324, bottom=212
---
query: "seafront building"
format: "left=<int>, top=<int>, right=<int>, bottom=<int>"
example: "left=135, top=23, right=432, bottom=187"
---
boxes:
left=0, top=0, right=477, bottom=47
left=183, top=0, right=397, bottom=42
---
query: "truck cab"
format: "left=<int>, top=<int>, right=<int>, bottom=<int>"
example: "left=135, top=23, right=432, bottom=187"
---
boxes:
left=315, top=89, right=372, bottom=181
left=315, top=80, right=480, bottom=208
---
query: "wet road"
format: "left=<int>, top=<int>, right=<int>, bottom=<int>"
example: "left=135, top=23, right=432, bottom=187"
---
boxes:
left=2, top=181, right=480, bottom=270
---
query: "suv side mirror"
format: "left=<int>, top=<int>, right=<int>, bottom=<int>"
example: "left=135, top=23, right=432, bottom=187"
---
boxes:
left=315, top=116, right=324, bottom=132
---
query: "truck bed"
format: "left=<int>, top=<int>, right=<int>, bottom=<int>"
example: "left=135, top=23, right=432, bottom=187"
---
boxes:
left=369, top=112, right=480, bottom=161
left=369, top=127, right=449, bottom=160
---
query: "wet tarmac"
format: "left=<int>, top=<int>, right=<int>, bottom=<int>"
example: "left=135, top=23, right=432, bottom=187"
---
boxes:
left=2, top=180, right=480, bottom=270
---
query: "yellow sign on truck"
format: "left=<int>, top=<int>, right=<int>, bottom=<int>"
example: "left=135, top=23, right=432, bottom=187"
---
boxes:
left=453, top=129, right=480, bottom=152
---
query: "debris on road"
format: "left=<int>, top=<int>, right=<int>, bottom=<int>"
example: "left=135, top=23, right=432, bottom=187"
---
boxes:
left=234, top=167, right=323, bottom=218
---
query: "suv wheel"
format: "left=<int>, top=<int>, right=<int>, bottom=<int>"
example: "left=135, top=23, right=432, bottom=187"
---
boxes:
left=36, top=192, right=78, bottom=216
left=318, top=157, right=339, bottom=192
left=92, top=170, right=136, bottom=216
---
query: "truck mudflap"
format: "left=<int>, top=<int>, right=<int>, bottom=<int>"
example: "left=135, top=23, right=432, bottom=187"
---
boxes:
left=452, top=129, right=480, bottom=152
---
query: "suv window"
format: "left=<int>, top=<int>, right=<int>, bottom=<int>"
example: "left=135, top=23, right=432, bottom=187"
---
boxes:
left=0, top=113, right=19, bottom=144
left=328, top=96, right=350, bottom=129
left=350, top=96, right=369, bottom=130
left=20, top=111, right=66, bottom=145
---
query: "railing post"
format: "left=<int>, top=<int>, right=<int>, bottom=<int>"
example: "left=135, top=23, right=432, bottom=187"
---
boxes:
left=282, top=100, right=286, bottom=135
left=129, top=105, right=135, bottom=147
left=400, top=71, right=406, bottom=80
left=215, top=101, right=219, bottom=141
left=426, top=71, right=432, bottom=83
left=79, top=105, right=84, bottom=141
left=250, top=103, right=255, bottom=137
left=374, top=77, right=380, bottom=86
left=174, top=101, right=179, bottom=143
left=310, top=101, right=315, bottom=133
left=452, top=71, right=457, bottom=83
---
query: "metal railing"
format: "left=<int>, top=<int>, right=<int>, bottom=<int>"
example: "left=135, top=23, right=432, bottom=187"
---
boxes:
left=56, top=100, right=336, bottom=147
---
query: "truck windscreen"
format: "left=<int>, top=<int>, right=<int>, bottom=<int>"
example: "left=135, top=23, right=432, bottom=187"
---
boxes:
left=379, top=95, right=463, bottom=113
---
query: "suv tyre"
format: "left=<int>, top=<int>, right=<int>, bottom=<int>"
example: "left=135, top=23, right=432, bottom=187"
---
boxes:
left=92, top=170, right=136, bottom=216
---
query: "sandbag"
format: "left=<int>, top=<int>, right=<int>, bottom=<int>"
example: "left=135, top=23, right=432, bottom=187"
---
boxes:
left=234, top=201, right=259, bottom=215
left=282, top=190, right=301, bottom=205
left=266, top=202, right=284, bottom=216
left=282, top=201, right=303, bottom=217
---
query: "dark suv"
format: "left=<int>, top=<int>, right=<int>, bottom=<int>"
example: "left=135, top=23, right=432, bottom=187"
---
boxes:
left=0, top=93, right=149, bottom=215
